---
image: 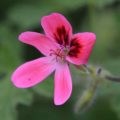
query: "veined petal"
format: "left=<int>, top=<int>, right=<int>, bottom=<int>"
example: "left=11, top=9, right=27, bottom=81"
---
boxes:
left=41, top=13, right=72, bottom=46
left=54, top=63, right=72, bottom=105
left=11, top=57, right=56, bottom=88
left=67, top=32, right=96, bottom=65
left=19, top=32, right=58, bottom=56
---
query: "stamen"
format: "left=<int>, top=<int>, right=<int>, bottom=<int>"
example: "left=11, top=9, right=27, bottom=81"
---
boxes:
left=49, top=48, right=67, bottom=62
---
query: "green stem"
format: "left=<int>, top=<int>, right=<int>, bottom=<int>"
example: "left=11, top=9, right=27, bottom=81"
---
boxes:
left=75, top=64, right=120, bottom=82
left=74, top=64, right=120, bottom=113
left=105, top=75, right=120, bottom=82
left=74, top=68, right=100, bottom=113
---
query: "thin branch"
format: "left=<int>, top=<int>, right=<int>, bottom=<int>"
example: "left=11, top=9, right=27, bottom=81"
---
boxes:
left=105, top=75, right=120, bottom=82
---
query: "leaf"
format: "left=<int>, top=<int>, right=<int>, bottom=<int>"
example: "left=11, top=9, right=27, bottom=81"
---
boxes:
left=32, top=75, right=54, bottom=98
left=0, top=25, right=33, bottom=120
left=99, top=58, right=120, bottom=118
left=52, top=0, right=87, bottom=10
left=17, top=96, right=76, bottom=120
left=93, top=0, right=115, bottom=8
left=102, top=58, right=120, bottom=75
left=79, top=97, right=119, bottom=120
left=81, top=9, right=118, bottom=62
left=0, top=25, right=21, bottom=69
left=51, top=0, right=115, bottom=10
left=7, top=2, right=59, bottom=29
left=17, top=93, right=119, bottom=120
left=0, top=74, right=33, bottom=120
left=97, top=80, right=120, bottom=119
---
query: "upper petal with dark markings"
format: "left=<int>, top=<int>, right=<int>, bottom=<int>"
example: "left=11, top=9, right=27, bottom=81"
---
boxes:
left=41, top=13, right=72, bottom=46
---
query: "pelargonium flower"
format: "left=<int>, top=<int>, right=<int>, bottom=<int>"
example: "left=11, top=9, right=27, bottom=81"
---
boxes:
left=11, top=13, right=96, bottom=105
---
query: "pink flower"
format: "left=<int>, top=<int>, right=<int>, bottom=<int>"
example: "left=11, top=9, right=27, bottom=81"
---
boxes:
left=11, top=13, right=96, bottom=105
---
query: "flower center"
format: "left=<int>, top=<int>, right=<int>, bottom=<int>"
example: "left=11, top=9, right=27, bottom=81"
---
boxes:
left=49, top=46, right=69, bottom=63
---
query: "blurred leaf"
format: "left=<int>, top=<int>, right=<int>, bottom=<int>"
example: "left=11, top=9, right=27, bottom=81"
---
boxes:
left=115, top=7, right=120, bottom=27
left=17, top=94, right=119, bottom=120
left=51, top=0, right=115, bottom=10
left=97, top=79, right=120, bottom=119
left=111, top=92, right=120, bottom=119
left=52, top=0, right=87, bottom=10
left=0, top=25, right=21, bottom=69
left=81, top=9, right=119, bottom=62
left=17, top=96, right=76, bottom=120
left=0, top=0, right=18, bottom=16
left=32, top=75, right=54, bottom=98
left=99, top=58, right=120, bottom=118
left=79, top=97, right=119, bottom=120
left=109, top=7, right=120, bottom=57
left=0, top=25, right=33, bottom=120
left=102, top=58, right=120, bottom=75
left=7, top=2, right=59, bottom=29
left=0, top=74, right=33, bottom=120
left=92, top=11, right=118, bottom=61
left=70, top=65, right=88, bottom=85
left=93, top=0, right=115, bottom=8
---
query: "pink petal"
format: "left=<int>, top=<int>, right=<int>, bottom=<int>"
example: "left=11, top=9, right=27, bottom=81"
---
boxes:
left=19, top=32, right=58, bottom=56
left=67, top=32, right=96, bottom=65
left=41, top=13, right=72, bottom=46
left=54, top=63, right=72, bottom=105
left=11, top=57, right=56, bottom=88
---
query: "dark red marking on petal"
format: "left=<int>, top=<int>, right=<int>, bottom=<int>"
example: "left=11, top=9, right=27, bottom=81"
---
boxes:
left=68, top=38, right=82, bottom=57
left=54, top=26, right=69, bottom=46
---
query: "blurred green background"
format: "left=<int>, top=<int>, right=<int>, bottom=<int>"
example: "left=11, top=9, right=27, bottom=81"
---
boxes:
left=0, top=0, right=120, bottom=120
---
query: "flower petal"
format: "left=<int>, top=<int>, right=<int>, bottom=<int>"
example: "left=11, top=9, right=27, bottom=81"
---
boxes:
left=41, top=13, right=72, bottom=46
left=54, top=63, right=72, bottom=105
left=11, top=57, right=56, bottom=88
left=67, top=32, right=96, bottom=65
left=19, top=31, right=58, bottom=56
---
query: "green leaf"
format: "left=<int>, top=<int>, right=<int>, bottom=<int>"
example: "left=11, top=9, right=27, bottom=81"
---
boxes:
left=102, top=58, right=120, bottom=75
left=81, top=9, right=118, bottom=62
left=93, top=0, right=115, bottom=8
left=0, top=74, right=33, bottom=120
left=32, top=75, right=54, bottom=98
left=99, top=58, right=120, bottom=118
left=79, top=97, right=119, bottom=120
left=51, top=0, right=115, bottom=10
left=7, top=2, right=59, bottom=29
left=0, top=25, right=33, bottom=120
left=17, top=89, right=119, bottom=120
left=17, top=96, right=76, bottom=120
left=0, top=25, right=21, bottom=69
left=97, top=80, right=120, bottom=119
left=52, top=0, right=87, bottom=10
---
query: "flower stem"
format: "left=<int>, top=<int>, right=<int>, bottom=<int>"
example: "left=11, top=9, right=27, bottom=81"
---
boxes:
left=74, top=71, right=100, bottom=113
left=105, top=75, right=120, bottom=82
